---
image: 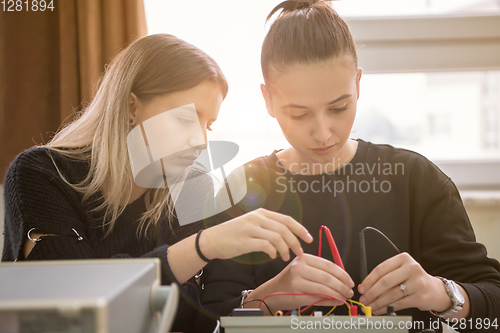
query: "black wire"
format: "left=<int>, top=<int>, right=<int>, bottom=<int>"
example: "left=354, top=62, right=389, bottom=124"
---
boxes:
left=242, top=299, right=274, bottom=316
left=359, top=227, right=401, bottom=281
left=360, top=230, right=368, bottom=282
left=362, top=227, right=401, bottom=253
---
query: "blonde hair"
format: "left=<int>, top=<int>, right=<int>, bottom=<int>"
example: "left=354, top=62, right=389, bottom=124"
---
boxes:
left=45, top=34, right=228, bottom=237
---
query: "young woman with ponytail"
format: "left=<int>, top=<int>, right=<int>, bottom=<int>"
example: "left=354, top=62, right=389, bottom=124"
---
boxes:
left=200, top=2, right=500, bottom=332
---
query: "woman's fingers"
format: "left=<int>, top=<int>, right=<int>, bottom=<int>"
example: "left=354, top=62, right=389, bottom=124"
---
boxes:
left=299, top=262, right=354, bottom=299
left=245, top=238, right=279, bottom=260
left=303, top=254, right=355, bottom=289
left=254, top=217, right=305, bottom=260
left=359, top=264, right=407, bottom=305
left=209, top=208, right=312, bottom=261
left=232, top=208, right=311, bottom=260
left=247, top=225, right=291, bottom=260
left=298, top=281, right=350, bottom=306
left=359, top=252, right=409, bottom=295
left=368, top=284, right=413, bottom=314
left=357, top=252, right=442, bottom=314
left=259, top=209, right=313, bottom=243
left=266, top=254, right=356, bottom=310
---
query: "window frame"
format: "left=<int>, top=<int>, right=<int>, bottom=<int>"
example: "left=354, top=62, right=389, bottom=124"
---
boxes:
left=346, top=13, right=500, bottom=190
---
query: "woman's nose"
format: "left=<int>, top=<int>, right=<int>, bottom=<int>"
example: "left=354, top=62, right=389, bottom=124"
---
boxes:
left=312, top=118, right=332, bottom=143
left=188, top=125, right=207, bottom=148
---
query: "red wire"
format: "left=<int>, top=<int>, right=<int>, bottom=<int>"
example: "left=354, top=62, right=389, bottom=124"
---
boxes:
left=259, top=227, right=350, bottom=317
left=258, top=292, right=350, bottom=312
left=318, top=225, right=345, bottom=270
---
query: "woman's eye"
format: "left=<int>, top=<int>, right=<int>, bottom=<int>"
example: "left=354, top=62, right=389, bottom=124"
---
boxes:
left=330, top=105, right=348, bottom=113
left=178, top=118, right=194, bottom=125
left=291, top=114, right=307, bottom=120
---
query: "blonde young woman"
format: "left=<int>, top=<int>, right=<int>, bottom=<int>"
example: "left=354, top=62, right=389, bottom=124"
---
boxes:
left=1, top=34, right=313, bottom=332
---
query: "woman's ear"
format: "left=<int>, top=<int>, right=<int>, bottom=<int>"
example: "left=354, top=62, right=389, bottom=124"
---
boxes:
left=129, top=92, right=139, bottom=124
left=356, top=67, right=363, bottom=100
left=260, top=84, right=275, bottom=118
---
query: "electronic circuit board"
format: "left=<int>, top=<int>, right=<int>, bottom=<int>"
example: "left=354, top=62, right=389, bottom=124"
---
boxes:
left=221, top=315, right=414, bottom=333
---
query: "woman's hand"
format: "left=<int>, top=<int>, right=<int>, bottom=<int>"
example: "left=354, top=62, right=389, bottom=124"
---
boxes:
left=246, top=253, right=355, bottom=314
left=200, top=208, right=313, bottom=261
left=358, top=252, right=469, bottom=317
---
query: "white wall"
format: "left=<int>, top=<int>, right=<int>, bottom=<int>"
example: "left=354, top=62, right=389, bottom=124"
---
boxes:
left=465, top=204, right=500, bottom=260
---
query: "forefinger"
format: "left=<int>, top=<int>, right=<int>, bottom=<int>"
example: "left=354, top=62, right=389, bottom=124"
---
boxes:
left=304, top=254, right=355, bottom=289
left=259, top=217, right=303, bottom=260
left=359, top=252, right=408, bottom=294
left=260, top=209, right=313, bottom=243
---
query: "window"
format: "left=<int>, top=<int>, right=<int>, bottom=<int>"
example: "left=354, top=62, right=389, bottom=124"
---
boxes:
left=342, top=5, right=500, bottom=188
left=332, top=0, right=500, bottom=17
left=144, top=0, right=500, bottom=188
left=353, top=71, right=500, bottom=160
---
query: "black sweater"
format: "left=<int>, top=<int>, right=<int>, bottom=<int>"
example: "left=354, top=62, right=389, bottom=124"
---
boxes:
left=200, top=139, right=500, bottom=333
left=2, top=147, right=212, bottom=333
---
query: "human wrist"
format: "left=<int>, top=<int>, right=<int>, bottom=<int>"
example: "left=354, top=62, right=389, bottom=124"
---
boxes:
left=197, top=228, right=218, bottom=261
left=429, top=277, right=466, bottom=318
left=430, top=276, right=454, bottom=313
left=444, top=285, right=470, bottom=320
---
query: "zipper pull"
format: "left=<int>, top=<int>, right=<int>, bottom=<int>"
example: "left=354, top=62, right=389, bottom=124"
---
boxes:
left=72, top=228, right=84, bottom=241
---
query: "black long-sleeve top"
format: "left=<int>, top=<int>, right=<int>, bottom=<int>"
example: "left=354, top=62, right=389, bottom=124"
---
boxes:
left=2, top=147, right=212, bottom=333
left=199, top=139, right=500, bottom=333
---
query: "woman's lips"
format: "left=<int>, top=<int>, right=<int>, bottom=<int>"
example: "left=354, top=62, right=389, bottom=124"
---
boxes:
left=177, top=155, right=197, bottom=165
left=311, top=144, right=335, bottom=155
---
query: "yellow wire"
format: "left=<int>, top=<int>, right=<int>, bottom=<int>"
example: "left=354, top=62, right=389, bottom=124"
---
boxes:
left=324, top=306, right=336, bottom=316
left=347, top=299, right=367, bottom=309
left=298, top=299, right=363, bottom=317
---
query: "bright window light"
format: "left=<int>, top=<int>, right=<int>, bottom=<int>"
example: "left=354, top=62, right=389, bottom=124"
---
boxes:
left=144, top=0, right=500, bottom=173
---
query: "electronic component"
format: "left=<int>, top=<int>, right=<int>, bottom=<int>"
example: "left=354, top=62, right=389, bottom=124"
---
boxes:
left=0, top=259, right=177, bottom=333
left=221, top=315, right=413, bottom=332
left=231, top=308, right=264, bottom=317
left=387, top=305, right=397, bottom=316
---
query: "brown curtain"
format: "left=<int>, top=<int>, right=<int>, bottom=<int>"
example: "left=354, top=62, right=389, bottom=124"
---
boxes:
left=0, top=0, right=147, bottom=180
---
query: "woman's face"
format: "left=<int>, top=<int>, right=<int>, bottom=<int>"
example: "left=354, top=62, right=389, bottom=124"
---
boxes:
left=129, top=80, right=223, bottom=178
left=262, top=57, right=362, bottom=167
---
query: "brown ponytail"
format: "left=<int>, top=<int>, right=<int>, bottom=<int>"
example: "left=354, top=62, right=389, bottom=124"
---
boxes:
left=262, top=0, right=357, bottom=79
